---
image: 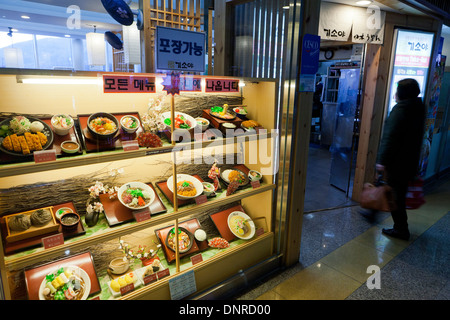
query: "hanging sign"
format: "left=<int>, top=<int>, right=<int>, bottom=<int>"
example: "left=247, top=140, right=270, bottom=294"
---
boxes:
left=156, top=26, right=206, bottom=72
left=319, top=2, right=385, bottom=44
left=299, top=33, right=320, bottom=92
left=319, top=2, right=354, bottom=41
left=352, top=7, right=385, bottom=44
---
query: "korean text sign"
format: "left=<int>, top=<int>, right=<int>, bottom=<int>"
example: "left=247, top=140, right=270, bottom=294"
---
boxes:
left=156, top=26, right=206, bottom=72
left=103, top=75, right=156, bottom=93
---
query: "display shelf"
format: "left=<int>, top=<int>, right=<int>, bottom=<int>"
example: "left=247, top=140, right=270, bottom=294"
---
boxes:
left=116, top=232, right=274, bottom=300
left=3, top=181, right=275, bottom=271
left=0, top=132, right=273, bottom=178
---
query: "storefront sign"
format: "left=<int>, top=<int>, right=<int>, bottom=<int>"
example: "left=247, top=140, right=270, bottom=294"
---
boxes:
left=319, top=2, right=385, bottom=44
left=156, top=26, right=206, bottom=72
left=205, top=78, right=239, bottom=92
left=103, top=75, right=156, bottom=93
left=387, top=29, right=434, bottom=113
left=352, top=7, right=385, bottom=44
left=179, top=76, right=202, bottom=92
left=319, top=2, right=354, bottom=41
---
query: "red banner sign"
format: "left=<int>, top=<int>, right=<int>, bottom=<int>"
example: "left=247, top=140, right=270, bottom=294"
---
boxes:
left=205, top=79, right=240, bottom=92
left=103, top=75, right=156, bottom=93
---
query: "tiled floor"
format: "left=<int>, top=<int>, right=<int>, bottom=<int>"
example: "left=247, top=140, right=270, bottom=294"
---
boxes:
left=234, top=176, right=450, bottom=300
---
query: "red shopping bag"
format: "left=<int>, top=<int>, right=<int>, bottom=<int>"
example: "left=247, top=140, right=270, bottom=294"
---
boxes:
left=405, top=176, right=426, bottom=209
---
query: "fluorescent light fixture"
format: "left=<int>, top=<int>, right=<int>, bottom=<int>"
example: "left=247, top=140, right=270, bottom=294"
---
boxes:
left=18, top=76, right=102, bottom=85
left=282, top=6, right=290, bottom=9
left=64, top=34, right=71, bottom=38
left=356, top=0, right=372, bottom=5
left=86, top=32, right=106, bottom=66
left=21, top=15, right=30, bottom=19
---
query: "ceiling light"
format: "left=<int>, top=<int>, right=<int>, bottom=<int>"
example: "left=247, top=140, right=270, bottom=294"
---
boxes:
left=356, top=0, right=372, bottom=5
left=21, top=15, right=30, bottom=19
left=282, top=6, right=290, bottom=9
left=64, top=34, right=71, bottom=38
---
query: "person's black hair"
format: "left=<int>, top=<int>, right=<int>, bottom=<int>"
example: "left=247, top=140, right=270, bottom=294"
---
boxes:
left=397, top=78, right=420, bottom=100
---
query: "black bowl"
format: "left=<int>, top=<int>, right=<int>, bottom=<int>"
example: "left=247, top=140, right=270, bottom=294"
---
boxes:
left=87, top=112, right=119, bottom=140
left=165, top=227, right=194, bottom=253
left=60, top=212, right=80, bottom=232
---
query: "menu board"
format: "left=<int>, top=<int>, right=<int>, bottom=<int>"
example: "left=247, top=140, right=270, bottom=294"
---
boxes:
left=386, top=29, right=434, bottom=113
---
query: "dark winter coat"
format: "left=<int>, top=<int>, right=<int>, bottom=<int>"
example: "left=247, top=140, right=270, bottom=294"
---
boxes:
left=377, top=97, right=426, bottom=179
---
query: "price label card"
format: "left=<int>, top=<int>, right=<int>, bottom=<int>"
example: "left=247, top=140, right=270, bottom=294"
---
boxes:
left=34, top=149, right=56, bottom=163
left=251, top=180, right=261, bottom=189
left=195, top=194, right=208, bottom=205
left=143, top=273, right=158, bottom=285
left=122, top=140, right=140, bottom=151
left=157, top=268, right=170, bottom=280
left=120, top=283, right=135, bottom=296
left=133, top=208, right=151, bottom=222
left=190, top=253, right=203, bottom=265
left=256, top=227, right=265, bottom=237
left=42, top=233, right=64, bottom=249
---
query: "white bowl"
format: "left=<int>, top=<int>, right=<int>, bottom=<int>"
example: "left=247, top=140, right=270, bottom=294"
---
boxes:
left=109, top=258, right=130, bottom=275
left=61, top=140, right=80, bottom=153
left=167, top=174, right=204, bottom=200
left=121, top=115, right=140, bottom=134
left=227, top=211, right=255, bottom=240
left=161, top=112, right=198, bottom=132
left=248, top=170, right=262, bottom=182
left=202, top=182, right=215, bottom=196
left=39, top=266, right=91, bottom=300
left=118, top=181, right=156, bottom=210
left=195, top=117, right=210, bottom=131
left=51, top=114, right=74, bottom=136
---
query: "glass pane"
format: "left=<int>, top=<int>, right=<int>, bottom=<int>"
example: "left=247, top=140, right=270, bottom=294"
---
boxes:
left=36, top=35, right=73, bottom=70
left=0, top=32, right=35, bottom=68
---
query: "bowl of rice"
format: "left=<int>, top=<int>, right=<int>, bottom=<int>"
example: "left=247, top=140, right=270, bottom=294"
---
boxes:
left=167, top=174, right=204, bottom=200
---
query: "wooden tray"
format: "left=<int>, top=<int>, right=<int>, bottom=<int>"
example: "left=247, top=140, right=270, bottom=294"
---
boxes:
left=100, top=183, right=166, bottom=227
left=156, top=174, right=215, bottom=207
left=24, top=251, right=100, bottom=300
left=209, top=204, right=247, bottom=242
left=2, top=202, right=86, bottom=255
left=202, top=109, right=265, bottom=136
left=0, top=117, right=82, bottom=164
left=77, top=112, right=143, bottom=153
left=4, top=206, right=58, bottom=243
left=155, top=218, right=207, bottom=264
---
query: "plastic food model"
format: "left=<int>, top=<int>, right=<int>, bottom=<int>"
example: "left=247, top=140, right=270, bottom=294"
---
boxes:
left=110, top=272, right=137, bottom=293
left=121, top=187, right=153, bottom=208
left=167, top=228, right=191, bottom=252
left=208, top=162, right=221, bottom=191
left=89, top=117, right=117, bottom=135
left=211, top=104, right=235, bottom=120
left=137, top=132, right=163, bottom=148
left=41, top=267, right=86, bottom=300
left=121, top=116, right=139, bottom=130
left=164, top=114, right=191, bottom=129
left=176, top=181, right=197, bottom=197
left=208, top=237, right=230, bottom=249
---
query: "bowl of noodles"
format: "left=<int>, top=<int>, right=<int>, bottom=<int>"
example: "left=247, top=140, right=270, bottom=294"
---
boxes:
left=87, top=112, right=119, bottom=140
left=166, top=174, right=204, bottom=200
left=227, top=211, right=255, bottom=240
left=39, top=266, right=91, bottom=300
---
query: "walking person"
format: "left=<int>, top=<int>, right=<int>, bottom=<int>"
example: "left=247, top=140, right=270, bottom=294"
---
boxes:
left=376, top=78, right=426, bottom=240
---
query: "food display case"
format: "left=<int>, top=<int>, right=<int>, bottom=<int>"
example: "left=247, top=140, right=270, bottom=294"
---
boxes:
left=0, top=72, right=282, bottom=300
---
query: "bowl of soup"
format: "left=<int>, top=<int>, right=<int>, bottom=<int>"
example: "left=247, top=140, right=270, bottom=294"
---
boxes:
left=87, top=112, right=119, bottom=140
left=51, top=114, right=74, bottom=136
left=120, top=115, right=140, bottom=134
left=60, top=212, right=80, bottom=232
left=61, top=140, right=80, bottom=154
